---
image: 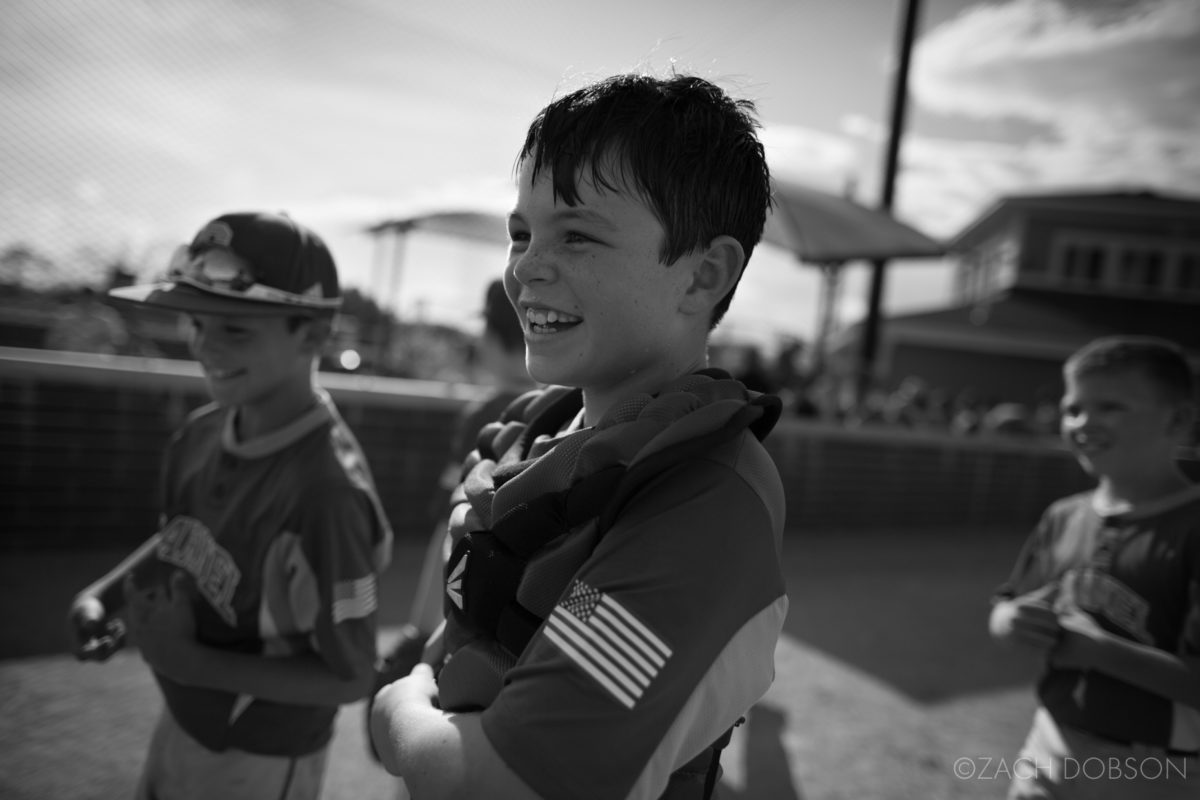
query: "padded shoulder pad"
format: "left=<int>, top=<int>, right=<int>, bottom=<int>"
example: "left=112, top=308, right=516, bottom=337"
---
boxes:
left=508, top=385, right=576, bottom=424
left=493, top=388, right=542, bottom=424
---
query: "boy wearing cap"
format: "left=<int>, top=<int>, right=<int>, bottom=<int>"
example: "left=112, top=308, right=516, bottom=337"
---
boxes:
left=370, top=73, right=787, bottom=800
left=68, top=211, right=393, bottom=800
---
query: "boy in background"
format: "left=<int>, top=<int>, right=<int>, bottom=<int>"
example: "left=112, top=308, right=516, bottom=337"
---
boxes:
left=371, top=72, right=788, bottom=800
left=990, top=336, right=1200, bottom=798
left=68, top=210, right=393, bottom=800
left=366, top=278, right=535, bottom=760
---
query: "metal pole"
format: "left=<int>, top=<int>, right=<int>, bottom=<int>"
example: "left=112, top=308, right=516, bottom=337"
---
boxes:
left=857, top=0, right=921, bottom=406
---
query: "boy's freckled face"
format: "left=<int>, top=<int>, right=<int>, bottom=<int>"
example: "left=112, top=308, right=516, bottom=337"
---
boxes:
left=187, top=313, right=311, bottom=409
left=503, top=159, right=697, bottom=402
left=1059, top=369, right=1181, bottom=478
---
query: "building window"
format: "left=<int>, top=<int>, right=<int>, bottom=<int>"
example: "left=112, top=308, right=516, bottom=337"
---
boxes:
left=1049, top=230, right=1199, bottom=298
left=1119, top=249, right=1165, bottom=291
left=1178, top=251, right=1200, bottom=294
left=1061, top=243, right=1106, bottom=287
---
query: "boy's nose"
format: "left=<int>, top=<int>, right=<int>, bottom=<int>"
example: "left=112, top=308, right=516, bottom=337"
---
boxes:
left=511, top=243, right=554, bottom=284
left=188, top=329, right=223, bottom=360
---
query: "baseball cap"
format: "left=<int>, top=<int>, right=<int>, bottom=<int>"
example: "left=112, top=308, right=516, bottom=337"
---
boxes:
left=109, top=211, right=342, bottom=316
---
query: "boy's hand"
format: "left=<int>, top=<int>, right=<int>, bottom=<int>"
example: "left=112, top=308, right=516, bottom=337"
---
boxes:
left=993, top=588, right=1062, bottom=652
left=1050, top=609, right=1106, bottom=670
left=68, top=595, right=126, bottom=662
left=124, top=571, right=197, bottom=681
left=370, top=662, right=440, bottom=775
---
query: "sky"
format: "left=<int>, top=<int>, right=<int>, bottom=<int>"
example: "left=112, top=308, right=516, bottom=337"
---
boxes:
left=2, top=0, right=1198, bottom=350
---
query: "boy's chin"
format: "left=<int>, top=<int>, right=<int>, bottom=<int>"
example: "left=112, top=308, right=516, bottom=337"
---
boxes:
left=1071, top=451, right=1104, bottom=475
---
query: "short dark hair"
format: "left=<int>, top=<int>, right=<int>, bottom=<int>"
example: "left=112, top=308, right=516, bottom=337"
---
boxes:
left=1065, top=336, right=1196, bottom=404
left=516, top=72, right=773, bottom=327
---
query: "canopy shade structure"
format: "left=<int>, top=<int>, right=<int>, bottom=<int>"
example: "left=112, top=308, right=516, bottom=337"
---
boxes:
left=759, top=179, right=946, bottom=382
left=366, top=210, right=509, bottom=247
left=363, top=209, right=512, bottom=367
left=762, top=178, right=944, bottom=265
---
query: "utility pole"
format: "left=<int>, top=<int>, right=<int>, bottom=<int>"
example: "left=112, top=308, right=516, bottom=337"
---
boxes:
left=857, top=0, right=922, bottom=406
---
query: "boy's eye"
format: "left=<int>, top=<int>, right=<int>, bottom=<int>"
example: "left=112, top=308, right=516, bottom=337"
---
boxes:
left=564, top=231, right=593, bottom=244
left=508, top=230, right=530, bottom=250
left=215, top=321, right=250, bottom=337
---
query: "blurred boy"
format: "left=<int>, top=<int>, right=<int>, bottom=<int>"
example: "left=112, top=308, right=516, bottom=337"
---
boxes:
left=370, top=72, right=788, bottom=800
left=990, top=336, right=1200, bottom=799
left=364, top=279, right=535, bottom=763
left=68, top=211, right=393, bottom=800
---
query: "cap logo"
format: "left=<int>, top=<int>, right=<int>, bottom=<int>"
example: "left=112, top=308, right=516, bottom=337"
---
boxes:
left=192, top=221, right=235, bottom=249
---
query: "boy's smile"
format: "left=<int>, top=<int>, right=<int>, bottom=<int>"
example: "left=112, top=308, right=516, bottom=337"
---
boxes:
left=504, top=158, right=708, bottom=422
left=524, top=305, right=582, bottom=335
left=188, top=313, right=317, bottom=438
left=1060, top=368, right=1185, bottom=487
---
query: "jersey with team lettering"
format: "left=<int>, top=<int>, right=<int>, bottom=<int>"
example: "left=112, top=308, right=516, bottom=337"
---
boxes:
left=147, top=390, right=392, bottom=756
left=996, top=485, right=1200, bottom=751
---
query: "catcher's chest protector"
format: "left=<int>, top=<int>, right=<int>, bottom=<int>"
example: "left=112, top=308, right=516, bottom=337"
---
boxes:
left=442, top=379, right=779, bottom=800
left=445, top=461, right=624, bottom=659
left=444, top=385, right=778, bottom=659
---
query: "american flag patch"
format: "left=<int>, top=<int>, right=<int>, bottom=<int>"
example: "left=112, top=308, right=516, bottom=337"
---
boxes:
left=543, top=580, right=672, bottom=709
left=332, top=575, right=377, bottom=623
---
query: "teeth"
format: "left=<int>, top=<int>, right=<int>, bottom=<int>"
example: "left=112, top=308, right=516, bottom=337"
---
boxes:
left=526, top=307, right=580, bottom=326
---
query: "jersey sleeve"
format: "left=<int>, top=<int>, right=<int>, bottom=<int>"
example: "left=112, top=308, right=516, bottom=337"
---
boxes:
left=481, top=446, right=787, bottom=800
left=296, top=482, right=384, bottom=682
left=993, top=502, right=1068, bottom=602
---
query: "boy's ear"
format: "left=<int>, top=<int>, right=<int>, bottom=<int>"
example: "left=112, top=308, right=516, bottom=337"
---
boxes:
left=294, top=315, right=333, bottom=355
left=1168, top=399, right=1198, bottom=441
left=680, top=235, right=745, bottom=316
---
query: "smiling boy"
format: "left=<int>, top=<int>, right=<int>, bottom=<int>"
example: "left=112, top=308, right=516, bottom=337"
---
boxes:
left=370, top=73, right=788, bottom=800
left=69, top=211, right=393, bottom=800
left=990, top=336, right=1200, bottom=799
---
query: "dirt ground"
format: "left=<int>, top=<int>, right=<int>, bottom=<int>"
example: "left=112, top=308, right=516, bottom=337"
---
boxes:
left=0, top=528, right=1040, bottom=799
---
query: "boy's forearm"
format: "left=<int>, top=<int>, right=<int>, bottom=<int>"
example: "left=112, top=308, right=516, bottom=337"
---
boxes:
left=169, top=641, right=375, bottom=706
left=74, top=534, right=163, bottom=612
left=373, top=703, right=538, bottom=799
left=1086, top=635, right=1200, bottom=709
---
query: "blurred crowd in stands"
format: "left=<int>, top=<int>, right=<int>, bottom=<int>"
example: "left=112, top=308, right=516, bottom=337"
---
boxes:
left=8, top=285, right=1063, bottom=441
left=713, top=338, right=1063, bottom=440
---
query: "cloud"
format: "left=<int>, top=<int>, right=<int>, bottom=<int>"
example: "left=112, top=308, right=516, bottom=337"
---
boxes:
left=760, top=124, right=865, bottom=193
left=913, top=0, right=1200, bottom=133
left=903, top=0, right=1200, bottom=232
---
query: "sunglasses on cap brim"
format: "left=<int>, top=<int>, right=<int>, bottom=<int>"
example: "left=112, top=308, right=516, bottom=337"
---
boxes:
left=167, top=245, right=340, bottom=310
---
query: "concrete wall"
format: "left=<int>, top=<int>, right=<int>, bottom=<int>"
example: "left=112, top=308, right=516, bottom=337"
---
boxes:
left=1, top=348, right=1095, bottom=551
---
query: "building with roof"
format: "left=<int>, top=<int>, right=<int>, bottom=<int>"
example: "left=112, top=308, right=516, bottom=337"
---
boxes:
left=829, top=190, right=1200, bottom=407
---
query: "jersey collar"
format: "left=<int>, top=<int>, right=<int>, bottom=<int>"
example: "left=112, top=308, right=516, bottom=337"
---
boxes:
left=221, top=389, right=335, bottom=459
left=1092, top=482, right=1200, bottom=520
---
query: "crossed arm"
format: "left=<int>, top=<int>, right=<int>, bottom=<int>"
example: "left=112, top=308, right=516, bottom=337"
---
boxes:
left=69, top=542, right=375, bottom=708
left=990, top=587, right=1200, bottom=709
left=369, top=664, right=541, bottom=800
